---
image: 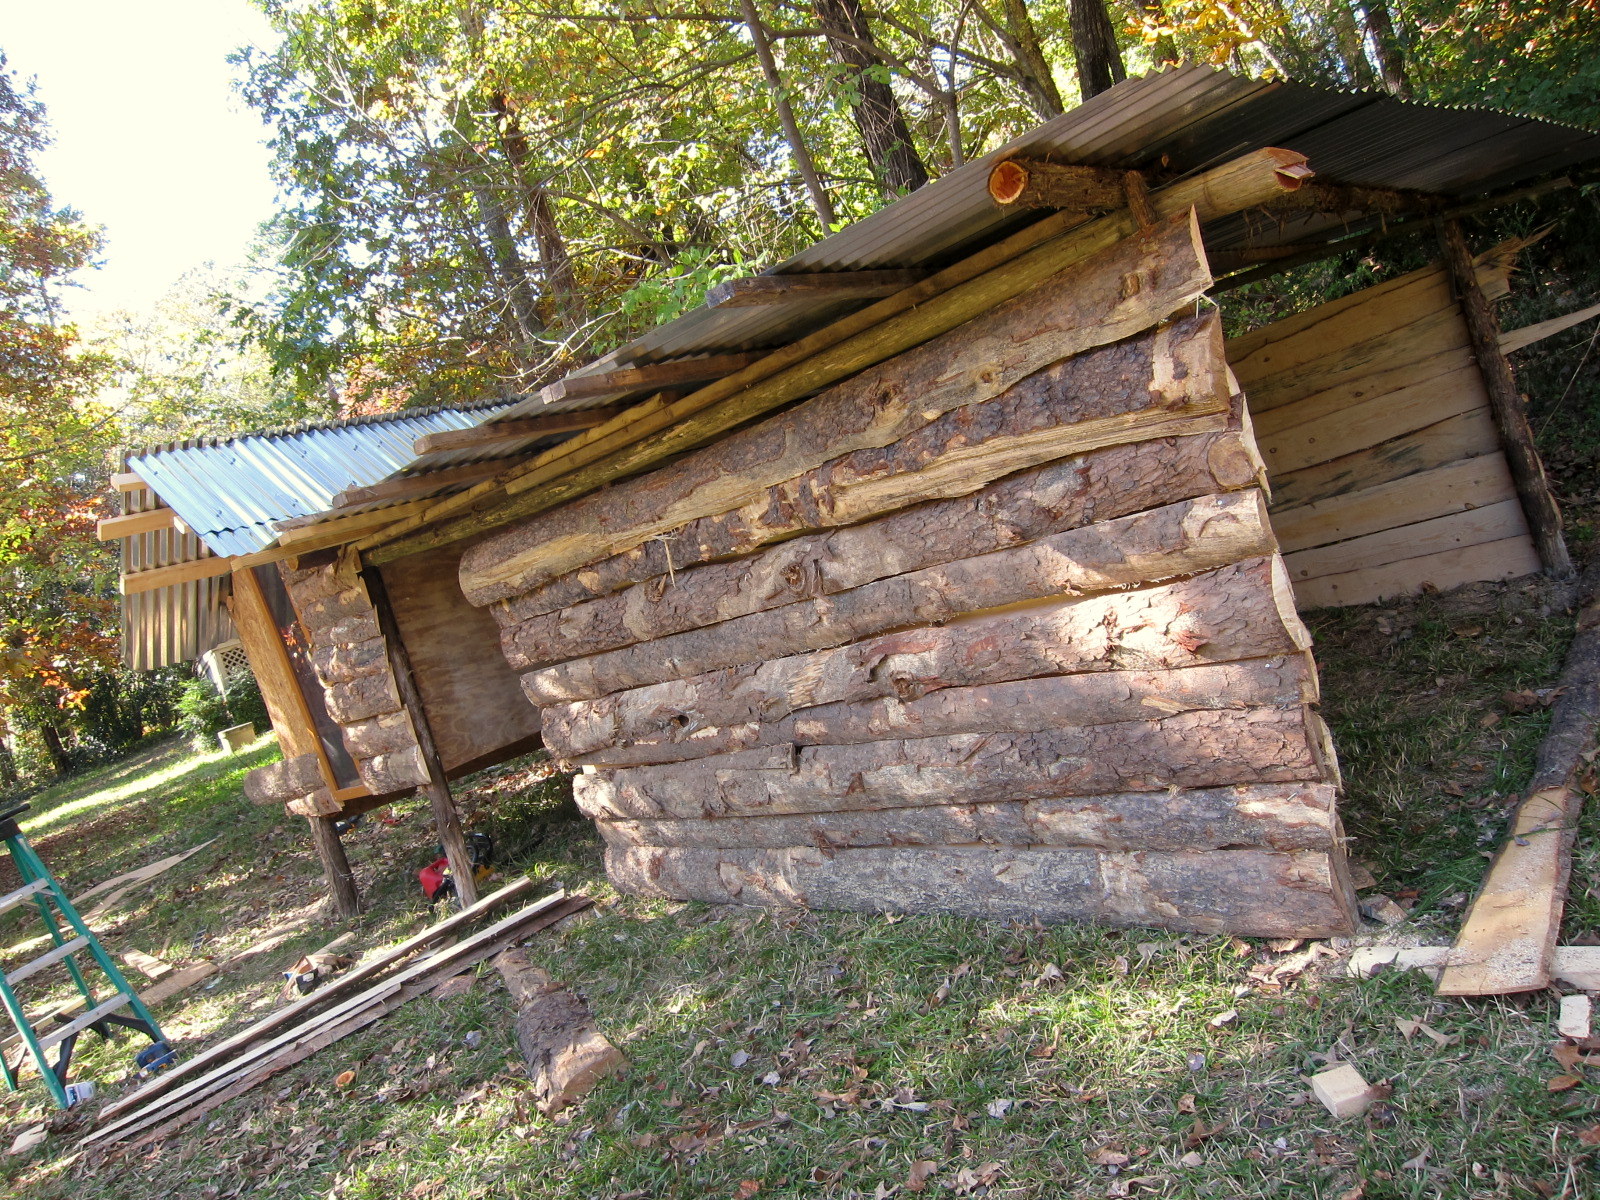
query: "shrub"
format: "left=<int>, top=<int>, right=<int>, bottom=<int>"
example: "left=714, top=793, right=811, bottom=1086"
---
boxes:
left=223, top=674, right=269, bottom=733
left=175, top=678, right=231, bottom=751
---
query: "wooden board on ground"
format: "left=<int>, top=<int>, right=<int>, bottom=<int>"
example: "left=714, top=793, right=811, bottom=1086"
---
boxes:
left=73, top=838, right=217, bottom=907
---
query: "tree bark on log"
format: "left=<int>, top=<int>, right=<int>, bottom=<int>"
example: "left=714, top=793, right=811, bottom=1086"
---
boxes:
left=520, top=490, right=1277, bottom=704
left=594, top=780, right=1340, bottom=853
left=309, top=816, right=359, bottom=918
left=574, top=704, right=1336, bottom=822
left=542, top=556, right=1309, bottom=762
left=552, top=654, right=1314, bottom=768
left=605, top=843, right=1357, bottom=937
left=459, top=211, right=1213, bottom=607
left=500, top=313, right=1233, bottom=667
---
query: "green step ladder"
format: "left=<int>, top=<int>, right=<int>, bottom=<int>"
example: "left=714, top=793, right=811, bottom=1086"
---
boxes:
left=0, top=803, right=168, bottom=1108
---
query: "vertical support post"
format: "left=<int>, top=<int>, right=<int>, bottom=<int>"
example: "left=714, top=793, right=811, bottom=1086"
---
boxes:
left=1438, top=218, right=1573, bottom=577
left=308, top=816, right=359, bottom=918
left=361, top=565, right=480, bottom=908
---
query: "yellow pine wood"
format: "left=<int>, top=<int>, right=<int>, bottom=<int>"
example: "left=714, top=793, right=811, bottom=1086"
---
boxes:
left=1290, top=535, right=1541, bottom=610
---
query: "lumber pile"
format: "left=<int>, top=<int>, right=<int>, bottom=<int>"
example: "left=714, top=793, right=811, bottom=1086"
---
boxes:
left=1227, top=252, right=1542, bottom=608
left=81, top=878, right=590, bottom=1151
left=457, top=207, right=1358, bottom=938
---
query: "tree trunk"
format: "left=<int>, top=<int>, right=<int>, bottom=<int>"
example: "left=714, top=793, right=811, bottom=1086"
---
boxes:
left=0, top=739, right=16, bottom=786
left=501, top=313, right=1232, bottom=669
left=521, top=489, right=1276, bottom=704
left=309, top=815, right=359, bottom=918
left=39, top=724, right=69, bottom=777
left=460, top=210, right=1212, bottom=606
left=491, top=93, right=586, bottom=329
left=998, top=0, right=1066, bottom=118
left=1360, top=2, right=1411, bottom=97
left=471, top=182, right=546, bottom=386
left=595, top=779, right=1339, bottom=853
left=542, top=556, right=1310, bottom=764
left=553, top=655, right=1315, bottom=767
left=1068, top=0, right=1127, bottom=100
left=812, top=0, right=929, bottom=195
left=740, top=0, right=836, bottom=229
left=605, top=843, right=1357, bottom=937
left=574, top=703, right=1336, bottom=820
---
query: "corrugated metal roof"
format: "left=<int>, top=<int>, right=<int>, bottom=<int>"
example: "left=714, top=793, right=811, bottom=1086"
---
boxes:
left=127, top=401, right=518, bottom=557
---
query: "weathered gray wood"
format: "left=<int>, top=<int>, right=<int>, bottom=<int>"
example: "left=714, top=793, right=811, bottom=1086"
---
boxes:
left=538, top=352, right=768, bottom=405
left=574, top=704, right=1336, bottom=821
left=323, top=670, right=403, bottom=724
left=705, top=269, right=926, bottom=308
left=460, top=212, right=1216, bottom=606
left=552, top=654, right=1314, bottom=768
left=520, top=490, right=1277, bottom=703
left=605, top=843, right=1357, bottom=937
left=542, top=556, right=1309, bottom=761
left=595, top=780, right=1340, bottom=853
left=499, top=313, right=1234, bottom=666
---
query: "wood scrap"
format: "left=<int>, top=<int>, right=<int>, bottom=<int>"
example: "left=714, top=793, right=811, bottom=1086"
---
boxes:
left=72, top=837, right=218, bottom=907
left=120, top=950, right=171, bottom=981
left=494, top=946, right=625, bottom=1115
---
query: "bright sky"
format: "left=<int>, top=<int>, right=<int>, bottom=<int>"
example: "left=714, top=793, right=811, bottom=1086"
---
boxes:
left=2, top=0, right=280, bottom=320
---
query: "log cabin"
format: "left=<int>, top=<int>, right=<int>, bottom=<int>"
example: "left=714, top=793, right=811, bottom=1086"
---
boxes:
left=109, top=67, right=1600, bottom=936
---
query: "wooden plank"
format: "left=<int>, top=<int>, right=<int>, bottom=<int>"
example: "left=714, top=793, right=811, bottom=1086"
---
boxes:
left=120, top=556, right=233, bottom=595
left=1268, top=408, right=1503, bottom=512
left=1501, top=299, right=1600, bottom=354
left=138, top=962, right=218, bottom=1006
left=706, top=269, right=927, bottom=308
left=110, top=471, right=149, bottom=493
left=1248, top=343, right=1474, bottom=440
left=1291, top=535, right=1541, bottom=610
left=1284, top=498, right=1528, bottom=581
left=1271, top=454, right=1518, bottom=554
left=120, top=949, right=171, bottom=981
left=328, top=462, right=508, bottom=510
left=411, top=409, right=627, bottom=455
left=72, top=838, right=218, bottom=906
left=96, top=508, right=179, bottom=540
left=365, top=148, right=1312, bottom=566
left=272, top=499, right=434, bottom=549
left=228, top=569, right=328, bottom=771
left=539, top=352, right=768, bottom=405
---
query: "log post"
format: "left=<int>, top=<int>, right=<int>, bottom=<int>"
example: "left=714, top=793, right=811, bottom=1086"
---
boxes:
left=308, top=816, right=359, bottom=918
left=361, top=566, right=480, bottom=908
left=1437, top=218, right=1571, bottom=576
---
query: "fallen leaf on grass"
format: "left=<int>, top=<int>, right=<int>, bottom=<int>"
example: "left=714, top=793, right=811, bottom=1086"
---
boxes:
left=1336, top=1182, right=1367, bottom=1200
left=1209, top=1009, right=1238, bottom=1029
left=1548, top=1074, right=1582, bottom=1092
left=733, top=1181, right=761, bottom=1199
left=1089, top=1145, right=1130, bottom=1167
left=730, top=1050, right=750, bottom=1069
left=1185, top=1119, right=1227, bottom=1149
left=1176, top=1093, right=1196, bottom=1114
left=1179, top=1151, right=1203, bottom=1167
left=1400, top=1148, right=1431, bottom=1172
left=905, top=1160, right=938, bottom=1192
left=929, top=982, right=951, bottom=1008
left=334, top=1069, right=357, bottom=1088
left=951, top=1162, right=1004, bottom=1194
left=1395, top=1018, right=1460, bottom=1048
left=1577, top=1125, right=1600, bottom=1146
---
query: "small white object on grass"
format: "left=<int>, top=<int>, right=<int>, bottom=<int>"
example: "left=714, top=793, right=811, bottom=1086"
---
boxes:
left=1311, top=1064, right=1376, bottom=1119
left=1558, top=994, right=1592, bottom=1040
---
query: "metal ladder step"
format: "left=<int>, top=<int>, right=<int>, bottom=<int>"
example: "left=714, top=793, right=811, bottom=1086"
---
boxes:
left=5, top=937, right=88, bottom=987
left=35, top=993, right=131, bottom=1054
left=0, top=879, right=48, bottom=917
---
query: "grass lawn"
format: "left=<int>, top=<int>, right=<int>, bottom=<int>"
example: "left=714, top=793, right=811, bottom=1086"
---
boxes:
left=0, top=577, right=1595, bottom=1199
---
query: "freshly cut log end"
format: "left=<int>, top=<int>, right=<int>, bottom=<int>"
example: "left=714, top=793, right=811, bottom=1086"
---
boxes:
left=605, top=844, right=1358, bottom=938
left=1274, top=162, right=1315, bottom=191
left=989, top=159, right=1031, bottom=204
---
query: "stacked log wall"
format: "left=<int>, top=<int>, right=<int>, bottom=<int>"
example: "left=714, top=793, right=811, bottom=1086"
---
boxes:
left=458, top=211, right=1358, bottom=937
left=1227, top=258, right=1540, bottom=608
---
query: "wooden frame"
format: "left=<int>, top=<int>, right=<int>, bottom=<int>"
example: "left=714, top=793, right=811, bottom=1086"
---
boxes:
left=97, top=509, right=182, bottom=541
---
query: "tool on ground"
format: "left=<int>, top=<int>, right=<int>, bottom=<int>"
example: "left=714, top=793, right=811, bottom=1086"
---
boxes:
left=0, top=803, right=170, bottom=1108
left=418, top=832, right=494, bottom=904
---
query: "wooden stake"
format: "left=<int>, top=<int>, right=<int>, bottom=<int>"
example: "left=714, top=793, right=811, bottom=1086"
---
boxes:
left=308, top=815, right=359, bottom=918
left=1438, top=218, right=1571, bottom=576
left=361, top=565, right=479, bottom=908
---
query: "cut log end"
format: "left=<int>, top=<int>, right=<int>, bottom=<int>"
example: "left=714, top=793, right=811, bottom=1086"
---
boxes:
left=988, top=160, right=1030, bottom=205
left=1274, top=162, right=1315, bottom=192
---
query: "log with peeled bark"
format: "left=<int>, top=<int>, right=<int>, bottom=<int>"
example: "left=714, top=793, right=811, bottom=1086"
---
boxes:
left=498, top=314, right=1235, bottom=666
left=458, top=211, right=1213, bottom=607
left=573, top=704, right=1336, bottom=822
left=520, top=490, right=1277, bottom=704
left=605, top=843, right=1357, bottom=937
left=541, top=556, right=1311, bottom=762
left=594, top=780, right=1340, bottom=853
left=496, top=402, right=1260, bottom=628
left=551, top=653, right=1314, bottom=768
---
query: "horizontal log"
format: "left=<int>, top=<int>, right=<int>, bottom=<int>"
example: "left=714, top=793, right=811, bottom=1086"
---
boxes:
left=355, top=746, right=429, bottom=794
left=310, top=636, right=388, bottom=686
left=606, top=844, right=1357, bottom=937
left=573, top=704, right=1336, bottom=822
left=324, top=672, right=403, bottom=724
left=285, top=789, right=342, bottom=818
left=705, top=270, right=927, bottom=308
left=553, top=654, right=1315, bottom=768
left=521, top=490, right=1277, bottom=703
left=986, top=159, right=1128, bottom=209
left=328, top=461, right=508, bottom=510
left=502, top=314, right=1233, bottom=664
left=412, top=409, right=628, bottom=456
left=460, top=211, right=1214, bottom=607
left=497, top=398, right=1256, bottom=630
left=1293, top=534, right=1541, bottom=610
left=542, top=556, right=1310, bottom=762
left=1284, top=497, right=1528, bottom=582
left=243, top=754, right=326, bottom=805
left=339, top=711, right=419, bottom=760
left=538, top=353, right=768, bottom=406
left=596, top=780, right=1340, bottom=853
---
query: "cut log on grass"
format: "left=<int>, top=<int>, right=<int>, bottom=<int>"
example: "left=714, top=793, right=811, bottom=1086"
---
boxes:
left=1438, top=582, right=1600, bottom=996
left=554, top=654, right=1314, bottom=768
left=494, top=947, right=626, bottom=1115
left=542, top=557, right=1310, bottom=762
left=606, top=844, right=1356, bottom=938
left=459, top=211, right=1215, bottom=606
left=521, top=490, right=1278, bottom=703
left=596, top=780, right=1341, bottom=854
left=574, top=705, right=1337, bottom=822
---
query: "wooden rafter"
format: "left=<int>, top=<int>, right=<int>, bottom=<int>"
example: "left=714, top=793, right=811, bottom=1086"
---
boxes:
left=96, top=509, right=183, bottom=541
left=705, top=270, right=927, bottom=308
left=537, top=352, right=768, bottom=406
left=328, top=461, right=509, bottom=510
left=110, top=472, right=150, bottom=493
left=120, top=557, right=233, bottom=595
left=411, top=408, right=628, bottom=456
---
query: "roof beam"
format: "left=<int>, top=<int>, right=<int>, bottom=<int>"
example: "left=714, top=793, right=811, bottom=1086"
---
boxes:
left=273, top=497, right=439, bottom=550
left=110, top=472, right=150, bottom=493
left=1264, top=180, right=1444, bottom=216
left=538, top=352, right=768, bottom=406
left=327, top=460, right=509, bottom=512
left=705, top=270, right=928, bottom=309
left=411, top=408, right=628, bottom=456
left=120, top=557, right=233, bottom=595
left=987, top=160, right=1130, bottom=210
left=97, top=509, right=184, bottom=541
